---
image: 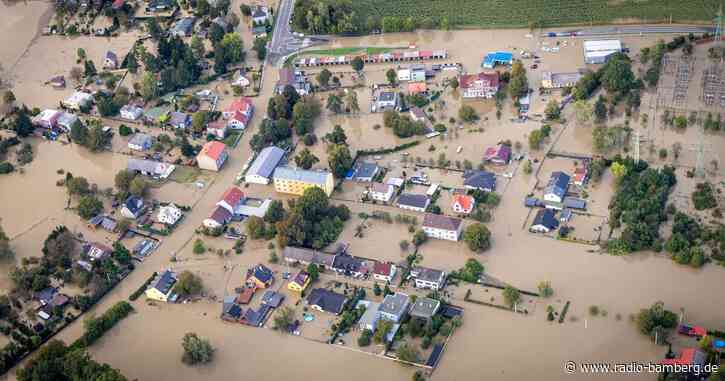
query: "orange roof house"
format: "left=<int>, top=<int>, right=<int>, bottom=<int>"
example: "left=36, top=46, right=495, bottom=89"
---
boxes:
left=452, top=194, right=475, bottom=214
left=408, top=82, right=428, bottom=94
left=196, top=141, right=229, bottom=171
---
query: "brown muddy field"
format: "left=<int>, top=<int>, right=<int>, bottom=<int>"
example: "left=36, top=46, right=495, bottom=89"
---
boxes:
left=1, top=2, right=724, bottom=379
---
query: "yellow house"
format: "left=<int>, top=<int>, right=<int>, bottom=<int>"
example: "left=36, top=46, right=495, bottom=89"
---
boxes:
left=272, top=166, right=334, bottom=196
left=145, top=270, right=177, bottom=302
left=247, top=264, right=274, bottom=289
left=287, top=271, right=311, bottom=293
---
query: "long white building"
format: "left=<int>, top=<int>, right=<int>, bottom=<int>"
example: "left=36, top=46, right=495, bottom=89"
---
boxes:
left=583, top=40, right=622, bottom=64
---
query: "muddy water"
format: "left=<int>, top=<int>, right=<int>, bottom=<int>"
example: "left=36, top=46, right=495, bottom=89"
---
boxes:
left=0, top=1, right=53, bottom=74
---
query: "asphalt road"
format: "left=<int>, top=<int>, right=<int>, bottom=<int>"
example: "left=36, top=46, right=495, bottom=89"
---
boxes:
left=572, top=25, right=714, bottom=37
left=269, top=0, right=303, bottom=63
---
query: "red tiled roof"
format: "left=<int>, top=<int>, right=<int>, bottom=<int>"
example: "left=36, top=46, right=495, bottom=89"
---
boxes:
left=226, top=97, right=253, bottom=114
left=199, top=141, right=227, bottom=160
left=660, top=348, right=705, bottom=366
left=459, top=72, right=500, bottom=89
left=230, top=110, right=249, bottom=124
left=373, top=262, right=393, bottom=276
left=408, top=82, right=427, bottom=94
left=207, top=120, right=226, bottom=131
left=453, top=194, right=474, bottom=212
left=220, top=187, right=244, bottom=207
left=112, top=0, right=124, bottom=9
left=236, top=286, right=256, bottom=304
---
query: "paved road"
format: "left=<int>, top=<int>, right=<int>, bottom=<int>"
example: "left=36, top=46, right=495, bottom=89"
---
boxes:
left=569, top=25, right=714, bottom=37
left=269, top=0, right=303, bottom=64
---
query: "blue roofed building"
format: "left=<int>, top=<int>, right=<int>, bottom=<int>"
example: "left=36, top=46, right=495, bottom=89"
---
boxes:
left=543, top=171, right=570, bottom=203
left=563, top=197, right=587, bottom=210
left=248, top=264, right=274, bottom=288
left=245, top=146, right=285, bottom=185
left=121, top=196, right=145, bottom=219
left=530, top=209, right=559, bottom=233
left=482, top=51, right=513, bottom=69
left=307, top=288, right=347, bottom=315
left=348, top=161, right=380, bottom=182
left=397, top=193, right=430, bottom=212
left=145, top=270, right=178, bottom=302
left=463, top=170, right=497, bottom=192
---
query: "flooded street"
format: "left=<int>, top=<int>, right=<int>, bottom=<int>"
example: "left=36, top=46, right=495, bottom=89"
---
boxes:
left=1, top=7, right=724, bottom=380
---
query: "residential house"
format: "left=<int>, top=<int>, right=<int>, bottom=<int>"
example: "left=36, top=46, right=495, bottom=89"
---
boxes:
left=157, top=204, right=183, bottom=225
left=573, top=163, right=588, bottom=186
left=49, top=75, right=66, bottom=89
left=276, top=68, right=310, bottom=95
left=248, top=264, right=274, bottom=289
left=373, top=262, right=396, bottom=283
left=127, top=158, right=175, bottom=179
left=236, top=286, right=256, bottom=305
left=272, top=166, right=334, bottom=196
left=397, top=193, right=430, bottom=212
left=410, top=266, right=446, bottom=290
left=224, top=97, right=254, bottom=130
left=56, top=112, right=78, bottom=132
left=251, top=5, right=270, bottom=25
left=197, top=141, right=229, bottom=171
left=368, top=183, right=395, bottom=203
left=170, top=17, right=195, bottom=37
left=168, top=112, right=190, bottom=129
left=88, top=215, right=117, bottom=232
left=484, top=143, right=511, bottom=165
left=145, top=270, right=177, bottom=302
left=543, top=171, right=570, bottom=203
left=251, top=25, right=267, bottom=37
left=409, top=107, right=428, bottom=123
left=121, top=196, right=145, bottom=219
left=408, top=82, right=427, bottom=95
left=143, top=106, right=170, bottom=124
left=378, top=293, right=410, bottom=323
left=387, top=177, right=405, bottom=188
left=560, top=208, right=573, bottom=223
left=659, top=348, right=707, bottom=368
left=245, top=146, right=285, bottom=185
left=530, top=209, right=559, bottom=233
left=206, top=121, right=228, bottom=139
left=35, top=287, right=57, bottom=306
left=287, top=271, right=311, bottom=293
left=562, top=197, right=586, bottom=210
left=221, top=295, right=243, bottom=322
left=349, top=161, right=379, bottom=182
left=307, top=288, right=347, bottom=315
left=332, top=255, right=371, bottom=278
left=216, top=187, right=245, bottom=215
left=203, top=205, right=232, bottom=229
left=409, top=297, right=441, bottom=322
left=357, top=300, right=380, bottom=331
left=459, top=72, right=500, bottom=99
left=62, top=91, right=93, bottom=110
left=84, top=242, right=112, bottom=262
left=103, top=51, right=118, bottom=69
left=232, top=70, right=251, bottom=87
left=282, top=246, right=336, bottom=270
left=31, top=109, right=61, bottom=130
left=541, top=71, right=584, bottom=89
left=373, top=91, right=399, bottom=112
left=128, top=133, right=153, bottom=151
left=120, top=104, right=144, bottom=120
left=261, top=291, right=284, bottom=308
left=240, top=305, right=272, bottom=327
left=422, top=213, right=463, bottom=241
left=463, top=170, right=496, bottom=192
left=234, top=198, right=273, bottom=218
left=452, top=194, right=475, bottom=214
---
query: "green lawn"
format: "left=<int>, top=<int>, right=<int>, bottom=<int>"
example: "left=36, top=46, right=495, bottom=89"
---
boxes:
left=349, top=0, right=718, bottom=29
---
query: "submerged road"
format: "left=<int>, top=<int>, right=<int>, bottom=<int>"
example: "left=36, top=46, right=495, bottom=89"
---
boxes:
left=567, top=24, right=714, bottom=37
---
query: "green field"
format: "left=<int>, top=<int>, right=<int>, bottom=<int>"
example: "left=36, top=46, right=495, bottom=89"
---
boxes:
left=351, top=0, right=718, bottom=29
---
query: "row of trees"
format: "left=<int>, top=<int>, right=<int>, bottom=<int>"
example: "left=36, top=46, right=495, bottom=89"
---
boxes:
left=383, top=110, right=428, bottom=138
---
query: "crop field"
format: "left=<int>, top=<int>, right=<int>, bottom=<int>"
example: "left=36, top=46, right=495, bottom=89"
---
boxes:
left=351, top=0, right=720, bottom=29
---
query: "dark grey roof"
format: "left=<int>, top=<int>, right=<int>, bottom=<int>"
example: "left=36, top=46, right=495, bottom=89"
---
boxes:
left=247, top=146, right=285, bottom=179
left=422, top=213, right=462, bottom=232
left=544, top=171, right=570, bottom=199
left=129, top=133, right=153, bottom=147
left=261, top=291, right=284, bottom=308
left=307, top=288, right=347, bottom=314
left=398, top=193, right=430, bottom=209
left=563, top=197, right=586, bottom=210
left=411, top=267, right=445, bottom=284
left=410, top=297, right=440, bottom=318
left=169, top=111, right=189, bottom=126
left=124, top=196, right=144, bottom=215
left=463, top=170, right=496, bottom=190
left=150, top=270, right=176, bottom=295
left=379, top=293, right=410, bottom=318
left=532, top=209, right=559, bottom=230
left=282, top=246, right=336, bottom=268
left=378, top=91, right=396, bottom=102
left=332, top=255, right=366, bottom=274
left=128, top=158, right=159, bottom=173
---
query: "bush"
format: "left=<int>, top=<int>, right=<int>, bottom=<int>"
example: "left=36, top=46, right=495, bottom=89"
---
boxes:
left=119, top=124, right=133, bottom=136
left=193, top=239, right=205, bottom=254
left=0, top=162, right=14, bottom=174
left=181, top=332, right=214, bottom=365
left=537, top=281, right=553, bottom=298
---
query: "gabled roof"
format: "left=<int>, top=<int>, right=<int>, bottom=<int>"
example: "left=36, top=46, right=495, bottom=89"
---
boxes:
left=291, top=270, right=310, bottom=286
left=532, top=209, right=559, bottom=230
left=208, top=205, right=232, bottom=224
left=220, top=187, right=244, bottom=207
left=332, top=255, right=368, bottom=274
left=124, top=196, right=144, bottom=215
left=379, top=293, right=410, bottom=318
left=410, top=297, right=440, bottom=318
left=408, top=82, right=427, bottom=94
left=307, top=288, right=347, bottom=314
left=459, top=72, right=500, bottom=89
left=373, top=262, right=393, bottom=277
left=128, top=133, right=153, bottom=147
left=660, top=348, right=706, bottom=366
left=273, top=166, right=330, bottom=185
left=169, top=111, right=189, bottom=126
left=397, top=193, right=430, bottom=209
left=199, top=141, right=227, bottom=160
left=463, top=170, right=496, bottom=190
left=411, top=266, right=445, bottom=284
left=351, top=161, right=379, bottom=179
left=226, top=97, right=253, bottom=114
left=484, top=144, right=511, bottom=163
left=544, top=171, right=570, bottom=199
left=371, top=183, right=393, bottom=194
left=282, top=246, right=336, bottom=268
left=247, top=146, right=285, bottom=179
left=423, top=213, right=462, bottom=232
left=453, top=194, right=475, bottom=211
left=105, top=51, right=118, bottom=63
left=150, top=270, right=176, bottom=295
left=261, top=290, right=284, bottom=307
left=251, top=264, right=273, bottom=284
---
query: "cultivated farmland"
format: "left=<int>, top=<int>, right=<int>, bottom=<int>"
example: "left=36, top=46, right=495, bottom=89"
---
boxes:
left=350, top=0, right=719, bottom=29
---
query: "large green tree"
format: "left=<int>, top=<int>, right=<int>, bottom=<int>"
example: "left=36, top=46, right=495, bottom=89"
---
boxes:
left=463, top=223, right=491, bottom=252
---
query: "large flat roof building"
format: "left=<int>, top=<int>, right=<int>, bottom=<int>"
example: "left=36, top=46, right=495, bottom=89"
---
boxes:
left=272, top=166, right=334, bottom=196
left=583, top=40, right=622, bottom=64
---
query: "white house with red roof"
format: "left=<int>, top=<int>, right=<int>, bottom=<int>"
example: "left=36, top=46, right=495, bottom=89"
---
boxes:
left=196, top=141, right=228, bottom=171
left=452, top=194, right=475, bottom=214
left=373, top=262, right=397, bottom=283
left=223, top=97, right=254, bottom=130
left=459, top=72, right=500, bottom=99
left=573, top=163, right=589, bottom=186
left=216, top=187, right=245, bottom=215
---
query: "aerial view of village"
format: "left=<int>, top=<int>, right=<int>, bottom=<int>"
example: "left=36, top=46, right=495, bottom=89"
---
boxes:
left=0, top=0, right=725, bottom=380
